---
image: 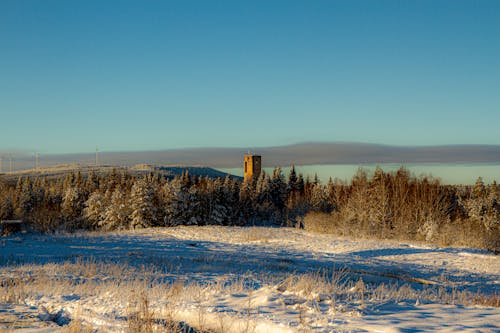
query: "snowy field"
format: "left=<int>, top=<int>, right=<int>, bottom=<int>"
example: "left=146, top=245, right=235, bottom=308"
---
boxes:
left=1, top=226, right=499, bottom=332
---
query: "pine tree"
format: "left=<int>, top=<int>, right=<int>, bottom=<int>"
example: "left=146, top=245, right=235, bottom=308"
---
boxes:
left=238, top=178, right=256, bottom=224
left=223, top=175, right=239, bottom=223
left=255, top=172, right=273, bottom=220
left=269, top=167, right=288, bottom=223
left=256, top=172, right=272, bottom=205
left=288, top=165, right=298, bottom=193
left=86, top=170, right=99, bottom=193
left=473, top=177, right=486, bottom=198
left=207, top=178, right=229, bottom=225
left=16, top=177, right=35, bottom=220
left=310, top=183, right=329, bottom=212
left=83, top=191, right=107, bottom=228
left=270, top=167, right=287, bottom=210
left=325, top=177, right=336, bottom=212
left=297, top=173, right=305, bottom=195
left=163, top=177, right=199, bottom=226
left=313, top=173, right=319, bottom=185
left=129, top=179, right=157, bottom=229
left=61, top=186, right=85, bottom=222
left=0, top=196, right=14, bottom=220
left=102, top=187, right=130, bottom=230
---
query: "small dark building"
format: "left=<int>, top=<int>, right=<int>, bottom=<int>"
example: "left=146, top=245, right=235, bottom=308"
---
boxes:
left=0, top=220, right=29, bottom=235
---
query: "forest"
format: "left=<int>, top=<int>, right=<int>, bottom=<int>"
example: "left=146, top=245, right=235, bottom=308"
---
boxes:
left=0, top=166, right=498, bottom=252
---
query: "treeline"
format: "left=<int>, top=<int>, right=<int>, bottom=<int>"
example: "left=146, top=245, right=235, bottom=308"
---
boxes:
left=303, top=168, right=500, bottom=252
left=0, top=167, right=498, bottom=251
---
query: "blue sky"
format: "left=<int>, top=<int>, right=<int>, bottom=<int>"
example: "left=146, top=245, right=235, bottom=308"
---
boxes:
left=1, top=0, right=499, bottom=154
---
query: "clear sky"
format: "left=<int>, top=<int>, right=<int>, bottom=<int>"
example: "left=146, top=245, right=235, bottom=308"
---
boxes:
left=1, top=0, right=499, bottom=154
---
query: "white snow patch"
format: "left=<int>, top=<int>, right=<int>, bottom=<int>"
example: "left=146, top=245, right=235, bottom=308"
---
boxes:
left=1, top=226, right=499, bottom=332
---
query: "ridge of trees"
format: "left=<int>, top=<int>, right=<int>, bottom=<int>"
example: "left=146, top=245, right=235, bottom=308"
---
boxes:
left=0, top=167, right=498, bottom=252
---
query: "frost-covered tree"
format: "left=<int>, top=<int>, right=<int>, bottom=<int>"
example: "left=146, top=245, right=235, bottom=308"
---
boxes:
left=83, top=191, right=108, bottom=228
left=310, top=183, right=329, bottom=212
left=269, top=167, right=288, bottom=223
left=238, top=178, right=256, bottom=223
left=473, top=177, right=487, bottom=198
left=256, top=172, right=272, bottom=205
left=0, top=196, right=14, bottom=220
left=101, top=187, right=130, bottom=230
left=129, top=179, right=157, bottom=229
left=367, top=168, right=392, bottom=235
left=324, top=177, right=336, bottom=212
left=163, top=177, right=200, bottom=226
left=205, top=178, right=230, bottom=225
left=270, top=167, right=287, bottom=210
left=13, top=177, right=36, bottom=219
left=223, top=175, right=239, bottom=223
left=61, top=186, right=85, bottom=222
left=255, top=172, right=273, bottom=220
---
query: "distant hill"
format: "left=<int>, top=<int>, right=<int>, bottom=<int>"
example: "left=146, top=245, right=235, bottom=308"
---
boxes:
left=0, top=164, right=237, bottom=183
left=2, top=142, right=500, bottom=171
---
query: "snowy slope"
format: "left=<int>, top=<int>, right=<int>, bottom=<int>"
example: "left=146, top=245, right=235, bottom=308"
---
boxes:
left=1, top=226, right=499, bottom=332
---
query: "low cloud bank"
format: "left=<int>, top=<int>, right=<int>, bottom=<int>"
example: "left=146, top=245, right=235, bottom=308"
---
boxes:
left=2, top=142, right=500, bottom=171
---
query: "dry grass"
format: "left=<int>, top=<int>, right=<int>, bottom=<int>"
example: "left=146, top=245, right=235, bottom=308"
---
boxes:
left=239, top=226, right=273, bottom=243
left=470, top=292, right=500, bottom=307
left=303, top=211, right=500, bottom=253
left=65, top=320, right=94, bottom=333
left=274, top=269, right=498, bottom=311
left=1, top=255, right=498, bottom=333
left=0, top=258, right=261, bottom=332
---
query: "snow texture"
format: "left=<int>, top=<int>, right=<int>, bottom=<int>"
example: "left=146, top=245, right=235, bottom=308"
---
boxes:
left=1, top=226, right=499, bottom=332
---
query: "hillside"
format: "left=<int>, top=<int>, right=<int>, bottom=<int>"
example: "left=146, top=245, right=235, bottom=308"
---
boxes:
left=0, top=164, right=237, bottom=184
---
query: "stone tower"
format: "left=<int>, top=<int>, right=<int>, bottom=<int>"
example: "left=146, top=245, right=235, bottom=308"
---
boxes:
left=244, top=154, right=261, bottom=181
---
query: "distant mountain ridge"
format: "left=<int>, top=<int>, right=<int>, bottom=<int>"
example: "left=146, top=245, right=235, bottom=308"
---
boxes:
left=0, top=164, right=236, bottom=183
left=2, top=142, right=500, bottom=171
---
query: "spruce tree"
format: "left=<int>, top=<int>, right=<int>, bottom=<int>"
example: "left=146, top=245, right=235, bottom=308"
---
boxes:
left=0, top=196, right=14, bottom=220
left=238, top=178, right=256, bottom=224
left=61, top=187, right=85, bottom=222
left=163, top=177, right=199, bottom=226
left=129, top=179, right=157, bottom=229
left=102, top=187, right=130, bottom=230
left=270, top=167, right=287, bottom=210
left=288, top=165, right=298, bottom=193
left=83, top=191, right=107, bottom=228
left=16, top=177, right=35, bottom=220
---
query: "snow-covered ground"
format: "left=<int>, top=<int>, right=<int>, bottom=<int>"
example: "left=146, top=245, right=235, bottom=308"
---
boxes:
left=1, top=226, right=499, bottom=332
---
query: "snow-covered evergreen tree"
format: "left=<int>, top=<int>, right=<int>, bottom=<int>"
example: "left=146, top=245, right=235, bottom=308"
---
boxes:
left=269, top=167, right=288, bottom=224
left=238, top=178, right=256, bottom=223
left=16, top=177, right=35, bottom=219
left=256, top=172, right=272, bottom=205
left=270, top=167, right=287, bottom=210
left=223, top=175, right=239, bottom=223
left=163, top=177, right=200, bottom=226
left=206, top=178, right=229, bottom=225
left=129, top=178, right=157, bottom=229
left=101, top=187, right=130, bottom=230
left=0, top=196, right=14, bottom=220
left=310, top=183, right=329, bottom=212
left=83, top=191, right=107, bottom=228
left=61, top=186, right=85, bottom=222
